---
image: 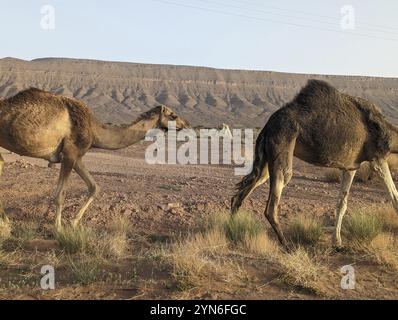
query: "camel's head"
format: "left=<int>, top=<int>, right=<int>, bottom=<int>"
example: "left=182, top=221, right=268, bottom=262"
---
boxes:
left=156, top=105, right=191, bottom=131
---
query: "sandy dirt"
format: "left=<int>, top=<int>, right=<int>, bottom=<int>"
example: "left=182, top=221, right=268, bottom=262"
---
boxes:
left=0, top=142, right=397, bottom=300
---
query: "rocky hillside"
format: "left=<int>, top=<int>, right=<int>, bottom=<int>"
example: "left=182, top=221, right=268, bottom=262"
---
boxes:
left=1, top=57, right=398, bottom=127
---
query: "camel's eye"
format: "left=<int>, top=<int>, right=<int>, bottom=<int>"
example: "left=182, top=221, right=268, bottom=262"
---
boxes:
left=170, top=115, right=177, bottom=120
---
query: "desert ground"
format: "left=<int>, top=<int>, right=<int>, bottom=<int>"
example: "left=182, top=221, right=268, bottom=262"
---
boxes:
left=0, top=140, right=397, bottom=300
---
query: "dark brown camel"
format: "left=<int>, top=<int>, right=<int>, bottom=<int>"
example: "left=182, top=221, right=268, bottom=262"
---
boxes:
left=0, top=88, right=190, bottom=231
left=231, top=79, right=398, bottom=249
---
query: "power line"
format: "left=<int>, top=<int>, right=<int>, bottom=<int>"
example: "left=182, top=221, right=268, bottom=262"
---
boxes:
left=226, top=0, right=398, bottom=32
left=152, top=0, right=398, bottom=42
left=192, top=0, right=398, bottom=36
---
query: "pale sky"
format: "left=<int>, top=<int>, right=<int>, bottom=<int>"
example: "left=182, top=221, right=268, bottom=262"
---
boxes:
left=1, top=0, right=398, bottom=77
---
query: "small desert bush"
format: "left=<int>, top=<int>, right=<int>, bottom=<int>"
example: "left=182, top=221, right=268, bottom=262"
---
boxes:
left=243, top=232, right=278, bottom=255
left=0, top=250, right=17, bottom=267
left=355, top=163, right=373, bottom=183
left=55, top=225, right=95, bottom=254
left=366, top=233, right=398, bottom=271
left=170, top=229, right=228, bottom=290
left=273, top=247, right=329, bottom=295
left=96, top=216, right=131, bottom=259
left=324, top=163, right=377, bottom=184
left=199, top=211, right=230, bottom=232
left=286, top=216, right=325, bottom=247
left=56, top=217, right=131, bottom=258
left=107, top=216, right=131, bottom=236
left=224, top=211, right=263, bottom=244
left=202, top=211, right=264, bottom=245
left=324, top=169, right=341, bottom=183
left=68, top=255, right=103, bottom=286
left=12, top=221, right=38, bottom=242
left=343, top=210, right=384, bottom=244
left=374, top=205, right=398, bottom=232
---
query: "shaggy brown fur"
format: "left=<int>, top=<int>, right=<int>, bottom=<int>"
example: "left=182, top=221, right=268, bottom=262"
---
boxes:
left=0, top=88, right=190, bottom=230
left=231, top=79, right=398, bottom=249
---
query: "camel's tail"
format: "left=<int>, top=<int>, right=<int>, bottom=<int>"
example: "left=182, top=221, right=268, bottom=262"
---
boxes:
left=231, top=133, right=268, bottom=214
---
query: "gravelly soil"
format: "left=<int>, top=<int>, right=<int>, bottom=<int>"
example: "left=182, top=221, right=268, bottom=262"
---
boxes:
left=0, top=142, right=397, bottom=300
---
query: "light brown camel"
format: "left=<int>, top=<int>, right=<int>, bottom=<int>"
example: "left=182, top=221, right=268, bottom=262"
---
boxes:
left=0, top=88, right=190, bottom=231
left=232, top=79, right=398, bottom=249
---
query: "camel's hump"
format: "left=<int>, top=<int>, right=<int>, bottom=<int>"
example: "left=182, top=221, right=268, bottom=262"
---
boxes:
left=6, top=87, right=53, bottom=103
left=294, top=79, right=339, bottom=105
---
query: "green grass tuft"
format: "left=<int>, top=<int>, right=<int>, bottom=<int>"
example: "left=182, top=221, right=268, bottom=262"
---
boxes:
left=55, top=225, right=95, bottom=254
left=68, top=255, right=103, bottom=286
left=343, top=211, right=384, bottom=243
left=286, top=216, right=324, bottom=247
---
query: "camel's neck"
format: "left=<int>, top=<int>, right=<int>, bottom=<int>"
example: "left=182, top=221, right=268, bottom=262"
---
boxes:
left=92, top=116, right=159, bottom=150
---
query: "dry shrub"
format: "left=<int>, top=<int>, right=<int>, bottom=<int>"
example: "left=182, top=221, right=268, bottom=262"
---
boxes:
left=243, top=232, right=279, bottom=256
left=0, top=219, right=11, bottom=245
left=323, top=160, right=397, bottom=184
left=97, top=216, right=131, bottom=259
left=354, top=157, right=398, bottom=183
left=55, top=217, right=131, bottom=259
left=272, top=247, right=330, bottom=295
left=355, top=162, right=373, bottom=183
left=324, top=169, right=341, bottom=183
left=374, top=205, right=398, bottom=232
left=366, top=233, right=398, bottom=271
left=170, top=229, right=230, bottom=290
left=286, top=216, right=324, bottom=247
left=12, top=221, right=38, bottom=242
left=0, top=250, right=17, bottom=267
left=168, top=213, right=258, bottom=291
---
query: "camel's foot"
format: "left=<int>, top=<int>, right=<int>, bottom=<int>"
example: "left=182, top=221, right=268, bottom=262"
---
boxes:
left=332, top=236, right=348, bottom=252
left=281, top=242, right=293, bottom=253
left=333, top=234, right=343, bottom=248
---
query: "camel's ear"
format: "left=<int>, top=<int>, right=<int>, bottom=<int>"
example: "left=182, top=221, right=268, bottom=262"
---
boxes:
left=158, top=105, right=166, bottom=113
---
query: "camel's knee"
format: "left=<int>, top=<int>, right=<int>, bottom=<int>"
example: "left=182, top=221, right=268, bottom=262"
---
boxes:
left=89, top=184, right=99, bottom=197
left=265, top=208, right=279, bottom=225
left=55, top=191, right=65, bottom=207
left=283, top=168, right=293, bottom=185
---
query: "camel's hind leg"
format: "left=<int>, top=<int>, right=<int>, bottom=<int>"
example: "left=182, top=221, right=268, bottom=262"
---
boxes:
left=0, top=154, right=9, bottom=223
left=231, top=164, right=269, bottom=214
left=264, top=139, right=295, bottom=249
left=371, top=159, right=398, bottom=212
left=334, top=170, right=356, bottom=247
left=71, top=158, right=98, bottom=228
left=252, top=165, right=269, bottom=193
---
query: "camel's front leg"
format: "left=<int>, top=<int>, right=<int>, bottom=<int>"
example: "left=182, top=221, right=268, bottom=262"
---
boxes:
left=334, top=170, right=356, bottom=248
left=54, top=159, right=74, bottom=231
left=71, top=158, right=98, bottom=228
left=372, top=159, right=398, bottom=212
left=0, top=154, right=9, bottom=223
